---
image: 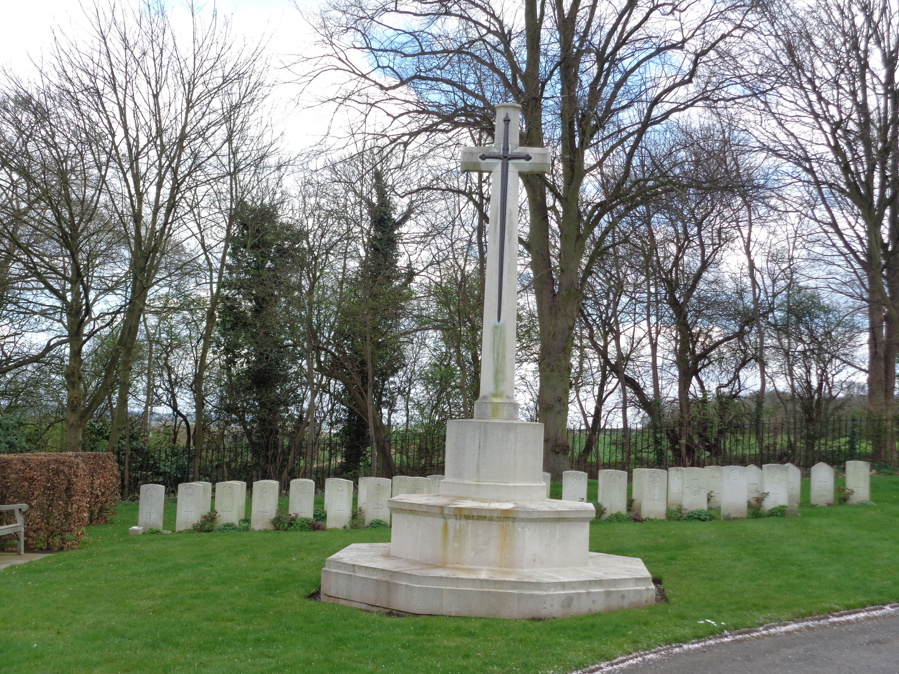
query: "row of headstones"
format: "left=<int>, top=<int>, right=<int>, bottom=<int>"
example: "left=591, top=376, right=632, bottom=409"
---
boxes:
left=559, top=461, right=872, bottom=520
left=136, top=474, right=470, bottom=532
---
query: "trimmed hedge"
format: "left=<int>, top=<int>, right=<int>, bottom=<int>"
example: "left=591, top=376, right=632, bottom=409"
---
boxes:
left=0, top=452, right=120, bottom=551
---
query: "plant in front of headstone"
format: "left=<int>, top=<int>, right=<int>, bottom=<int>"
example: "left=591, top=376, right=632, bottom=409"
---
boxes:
left=290, top=518, right=324, bottom=532
left=666, top=506, right=686, bottom=521
left=629, top=511, right=644, bottom=522
left=191, top=511, right=218, bottom=533
left=605, top=512, right=630, bottom=523
left=592, top=502, right=606, bottom=520
left=145, top=528, right=172, bottom=535
left=836, top=487, right=854, bottom=505
left=766, top=505, right=787, bottom=517
left=271, top=509, right=299, bottom=531
left=366, top=519, right=389, bottom=529
left=348, top=508, right=366, bottom=529
left=313, top=508, right=326, bottom=523
left=683, top=510, right=711, bottom=521
left=214, top=522, right=242, bottom=533
left=747, top=493, right=768, bottom=518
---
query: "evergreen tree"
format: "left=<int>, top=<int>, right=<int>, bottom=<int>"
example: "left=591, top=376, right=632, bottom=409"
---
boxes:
left=218, top=201, right=302, bottom=480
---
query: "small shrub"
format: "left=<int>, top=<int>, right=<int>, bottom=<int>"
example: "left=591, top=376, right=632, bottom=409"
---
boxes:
left=145, top=528, right=171, bottom=535
left=271, top=509, right=299, bottom=531
left=192, top=511, right=217, bottom=533
left=605, top=512, right=630, bottom=523
left=238, top=519, right=251, bottom=531
left=666, top=506, right=685, bottom=521
left=366, top=519, right=390, bottom=529
left=348, top=508, right=366, bottom=529
left=289, top=518, right=315, bottom=532
left=312, top=508, right=326, bottom=523
left=872, top=462, right=895, bottom=476
left=836, top=487, right=854, bottom=505
left=626, top=498, right=635, bottom=512
left=767, top=505, right=787, bottom=518
left=214, top=522, right=242, bottom=533
left=629, top=511, right=644, bottom=522
left=683, top=509, right=711, bottom=521
left=592, top=502, right=606, bottom=520
left=747, top=493, right=768, bottom=518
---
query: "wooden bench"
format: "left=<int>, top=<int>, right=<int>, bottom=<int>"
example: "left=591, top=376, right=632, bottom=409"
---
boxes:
left=0, top=504, right=29, bottom=555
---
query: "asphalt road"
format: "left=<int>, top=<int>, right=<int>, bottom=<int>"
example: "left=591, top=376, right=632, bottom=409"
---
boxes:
left=581, top=605, right=899, bottom=674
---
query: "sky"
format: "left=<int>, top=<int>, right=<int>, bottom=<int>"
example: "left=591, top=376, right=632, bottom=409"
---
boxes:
left=0, top=0, right=341, bottom=150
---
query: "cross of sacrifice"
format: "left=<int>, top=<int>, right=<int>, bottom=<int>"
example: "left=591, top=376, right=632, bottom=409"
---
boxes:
left=460, top=103, right=549, bottom=420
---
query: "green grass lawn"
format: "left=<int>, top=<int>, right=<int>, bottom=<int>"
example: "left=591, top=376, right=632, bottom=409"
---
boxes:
left=2, top=476, right=898, bottom=673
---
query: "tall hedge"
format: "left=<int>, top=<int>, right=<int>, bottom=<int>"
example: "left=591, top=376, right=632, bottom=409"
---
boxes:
left=0, top=453, right=120, bottom=551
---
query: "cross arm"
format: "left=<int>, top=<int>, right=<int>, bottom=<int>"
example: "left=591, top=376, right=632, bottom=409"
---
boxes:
left=460, top=146, right=552, bottom=173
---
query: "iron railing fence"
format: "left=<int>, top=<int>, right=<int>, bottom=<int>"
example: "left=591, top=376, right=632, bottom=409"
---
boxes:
left=92, top=414, right=894, bottom=496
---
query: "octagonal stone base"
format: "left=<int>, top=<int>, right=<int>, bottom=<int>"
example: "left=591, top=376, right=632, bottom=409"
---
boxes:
left=320, top=543, right=655, bottom=619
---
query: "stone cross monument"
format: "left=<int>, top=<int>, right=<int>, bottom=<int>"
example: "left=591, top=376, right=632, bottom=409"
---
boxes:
left=320, top=103, right=654, bottom=619
left=460, top=103, right=550, bottom=421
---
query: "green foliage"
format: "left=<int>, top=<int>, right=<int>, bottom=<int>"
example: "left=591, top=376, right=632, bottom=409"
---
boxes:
left=312, top=508, right=326, bottom=523
left=591, top=502, right=606, bottom=520
left=683, top=509, right=712, bottom=521
left=289, top=518, right=323, bottom=532
left=214, top=523, right=242, bottom=533
left=144, top=528, right=171, bottom=535
left=0, top=414, right=29, bottom=453
left=605, top=512, right=630, bottom=523
left=191, top=511, right=218, bottom=533
left=366, top=519, right=389, bottom=529
left=767, top=505, right=787, bottom=518
left=666, top=506, right=686, bottom=521
left=218, top=200, right=305, bottom=480
left=271, top=509, right=299, bottom=531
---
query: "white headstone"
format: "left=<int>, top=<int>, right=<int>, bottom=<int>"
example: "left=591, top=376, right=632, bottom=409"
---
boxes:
left=745, top=465, right=763, bottom=502
left=542, top=472, right=551, bottom=498
left=214, top=481, right=242, bottom=525
left=138, top=484, right=165, bottom=530
left=810, top=462, right=834, bottom=506
left=192, top=481, right=212, bottom=514
left=409, top=476, right=431, bottom=494
left=635, top=469, right=667, bottom=519
left=631, top=468, right=649, bottom=506
left=786, top=463, right=801, bottom=507
left=720, top=466, right=748, bottom=519
left=250, top=480, right=279, bottom=530
left=762, top=464, right=789, bottom=510
left=289, top=478, right=315, bottom=518
left=427, top=475, right=445, bottom=494
left=325, top=478, right=354, bottom=529
left=562, top=470, right=588, bottom=502
left=667, top=467, right=684, bottom=507
left=359, top=477, right=392, bottom=525
left=229, top=481, right=247, bottom=521
left=681, top=468, right=709, bottom=511
left=597, top=470, right=627, bottom=519
left=705, top=466, right=722, bottom=508
left=175, top=482, right=204, bottom=531
left=845, top=460, right=871, bottom=503
left=392, top=475, right=414, bottom=497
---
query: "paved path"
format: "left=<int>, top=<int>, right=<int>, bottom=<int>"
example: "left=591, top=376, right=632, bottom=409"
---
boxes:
left=0, top=551, right=51, bottom=571
left=581, top=605, right=899, bottom=674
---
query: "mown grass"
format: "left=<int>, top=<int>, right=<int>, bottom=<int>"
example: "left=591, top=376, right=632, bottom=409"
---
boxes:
left=1, top=476, right=898, bottom=673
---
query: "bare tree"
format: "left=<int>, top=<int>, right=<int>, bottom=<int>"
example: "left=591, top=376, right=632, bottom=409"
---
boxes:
left=304, top=0, right=758, bottom=476
left=745, top=0, right=899, bottom=460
